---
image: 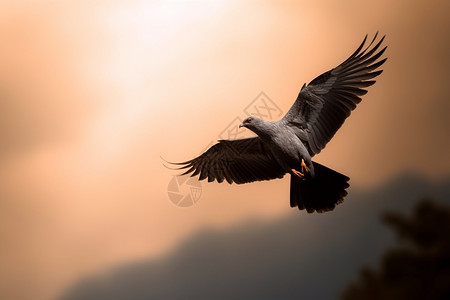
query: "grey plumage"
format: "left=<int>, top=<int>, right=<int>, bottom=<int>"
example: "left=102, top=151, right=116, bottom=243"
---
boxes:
left=170, top=33, right=387, bottom=213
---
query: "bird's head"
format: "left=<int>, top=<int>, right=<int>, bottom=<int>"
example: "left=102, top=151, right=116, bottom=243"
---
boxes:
left=239, top=116, right=273, bottom=139
left=239, top=116, right=264, bottom=132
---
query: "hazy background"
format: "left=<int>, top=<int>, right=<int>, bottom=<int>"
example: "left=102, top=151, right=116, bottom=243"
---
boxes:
left=1, top=0, right=449, bottom=299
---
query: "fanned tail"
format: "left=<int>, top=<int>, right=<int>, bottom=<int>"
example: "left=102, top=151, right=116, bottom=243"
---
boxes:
left=290, top=162, right=350, bottom=213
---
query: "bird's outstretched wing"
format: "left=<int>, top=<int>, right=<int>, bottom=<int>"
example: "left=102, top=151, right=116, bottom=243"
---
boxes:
left=283, top=33, right=387, bottom=156
left=171, top=137, right=286, bottom=184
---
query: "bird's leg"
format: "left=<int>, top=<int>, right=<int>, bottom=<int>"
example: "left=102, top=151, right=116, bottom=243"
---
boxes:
left=292, top=159, right=310, bottom=179
left=291, top=168, right=304, bottom=179
left=301, top=159, right=309, bottom=174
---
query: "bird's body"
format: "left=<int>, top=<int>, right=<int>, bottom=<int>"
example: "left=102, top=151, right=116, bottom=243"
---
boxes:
left=169, top=33, right=387, bottom=213
left=256, top=120, right=314, bottom=176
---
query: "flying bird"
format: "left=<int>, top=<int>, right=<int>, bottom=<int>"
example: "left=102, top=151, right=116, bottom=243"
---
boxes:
left=169, top=34, right=387, bottom=213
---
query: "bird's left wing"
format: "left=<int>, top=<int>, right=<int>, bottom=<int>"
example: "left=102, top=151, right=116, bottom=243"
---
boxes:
left=283, top=33, right=387, bottom=156
left=171, top=137, right=286, bottom=184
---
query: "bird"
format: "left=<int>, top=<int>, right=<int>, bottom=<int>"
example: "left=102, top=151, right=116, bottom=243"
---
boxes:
left=168, top=33, right=387, bottom=213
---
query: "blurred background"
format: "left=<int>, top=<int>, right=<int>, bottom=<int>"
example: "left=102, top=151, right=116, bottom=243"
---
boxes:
left=1, top=0, right=449, bottom=299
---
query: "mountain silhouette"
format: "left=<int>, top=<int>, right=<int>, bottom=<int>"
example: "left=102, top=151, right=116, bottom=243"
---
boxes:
left=61, top=174, right=450, bottom=300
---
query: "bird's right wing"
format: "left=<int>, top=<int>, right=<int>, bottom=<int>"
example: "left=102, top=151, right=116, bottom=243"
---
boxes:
left=170, top=137, right=286, bottom=184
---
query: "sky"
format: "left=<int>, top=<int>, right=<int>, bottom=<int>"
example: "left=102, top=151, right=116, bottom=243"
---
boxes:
left=0, top=0, right=449, bottom=299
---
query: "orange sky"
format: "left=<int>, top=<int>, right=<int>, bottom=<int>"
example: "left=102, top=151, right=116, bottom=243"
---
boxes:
left=1, top=1, right=449, bottom=299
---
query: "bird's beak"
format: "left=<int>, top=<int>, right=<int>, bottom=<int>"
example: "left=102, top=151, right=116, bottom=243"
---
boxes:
left=239, top=123, right=244, bottom=128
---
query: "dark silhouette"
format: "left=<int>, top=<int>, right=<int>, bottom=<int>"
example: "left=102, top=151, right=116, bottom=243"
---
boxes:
left=341, top=198, right=450, bottom=300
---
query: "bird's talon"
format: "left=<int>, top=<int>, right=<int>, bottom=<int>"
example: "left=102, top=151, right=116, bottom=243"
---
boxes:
left=301, top=159, right=309, bottom=174
left=291, top=168, right=304, bottom=179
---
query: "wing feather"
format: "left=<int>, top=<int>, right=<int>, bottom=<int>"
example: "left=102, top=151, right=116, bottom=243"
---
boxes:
left=172, top=137, right=286, bottom=184
left=283, top=33, right=387, bottom=155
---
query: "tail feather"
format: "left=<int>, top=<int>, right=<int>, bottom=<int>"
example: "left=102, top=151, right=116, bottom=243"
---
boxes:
left=290, top=161, right=350, bottom=213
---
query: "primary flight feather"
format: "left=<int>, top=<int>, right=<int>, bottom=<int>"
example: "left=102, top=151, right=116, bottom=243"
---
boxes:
left=170, top=33, right=387, bottom=213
